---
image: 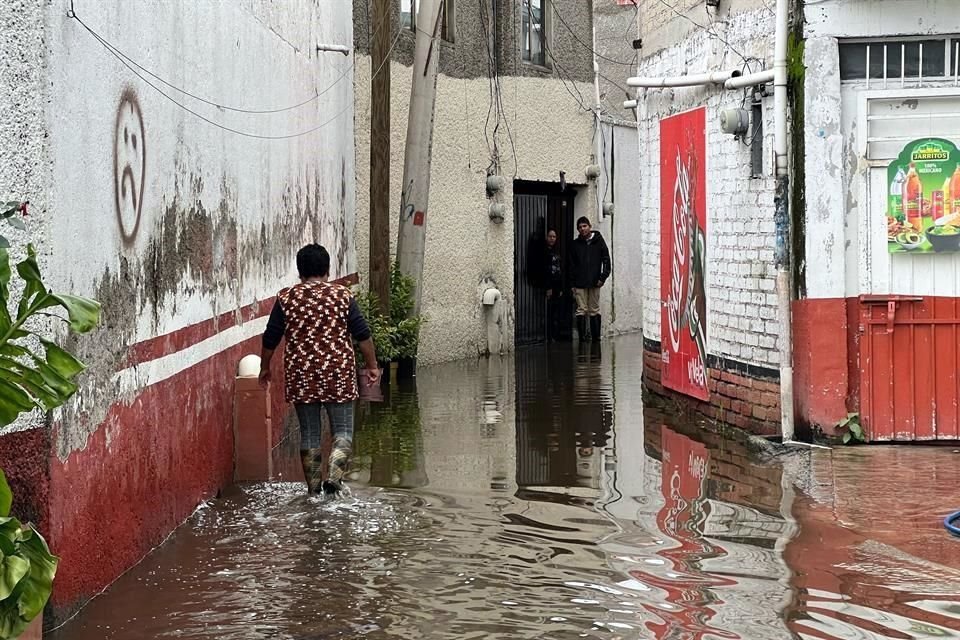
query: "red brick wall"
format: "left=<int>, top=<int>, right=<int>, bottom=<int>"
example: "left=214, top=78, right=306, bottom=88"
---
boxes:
left=643, top=343, right=781, bottom=437
left=643, top=408, right=785, bottom=515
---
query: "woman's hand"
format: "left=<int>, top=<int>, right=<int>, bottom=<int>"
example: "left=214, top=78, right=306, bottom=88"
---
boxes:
left=362, top=368, right=382, bottom=387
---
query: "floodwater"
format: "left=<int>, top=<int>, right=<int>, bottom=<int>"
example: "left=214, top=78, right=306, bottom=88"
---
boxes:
left=50, top=335, right=960, bottom=639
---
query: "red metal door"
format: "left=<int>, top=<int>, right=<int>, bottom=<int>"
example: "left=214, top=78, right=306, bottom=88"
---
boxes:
left=859, top=296, right=960, bottom=441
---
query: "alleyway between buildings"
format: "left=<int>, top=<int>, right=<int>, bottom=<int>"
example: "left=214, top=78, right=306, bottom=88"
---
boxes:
left=49, top=336, right=960, bottom=640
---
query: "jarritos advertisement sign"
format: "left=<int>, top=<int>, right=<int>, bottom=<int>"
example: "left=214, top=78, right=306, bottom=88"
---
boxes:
left=660, top=107, right=709, bottom=400
left=887, top=138, right=960, bottom=254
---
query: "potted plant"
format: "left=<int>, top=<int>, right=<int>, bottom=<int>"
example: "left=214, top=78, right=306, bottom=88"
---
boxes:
left=356, top=264, right=423, bottom=381
left=0, top=202, right=101, bottom=639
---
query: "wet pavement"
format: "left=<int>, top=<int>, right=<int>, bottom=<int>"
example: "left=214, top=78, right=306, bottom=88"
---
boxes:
left=50, top=335, right=960, bottom=639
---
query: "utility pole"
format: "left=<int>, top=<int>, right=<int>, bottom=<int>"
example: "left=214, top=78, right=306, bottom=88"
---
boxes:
left=396, top=0, right=443, bottom=316
left=369, top=0, right=392, bottom=316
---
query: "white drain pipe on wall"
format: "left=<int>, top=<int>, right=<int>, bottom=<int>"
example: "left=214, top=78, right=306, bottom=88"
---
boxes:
left=772, top=0, right=794, bottom=443
left=626, top=70, right=740, bottom=89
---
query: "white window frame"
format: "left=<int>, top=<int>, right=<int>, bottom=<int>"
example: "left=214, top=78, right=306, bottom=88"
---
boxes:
left=839, top=36, right=960, bottom=89
left=521, top=0, right=551, bottom=69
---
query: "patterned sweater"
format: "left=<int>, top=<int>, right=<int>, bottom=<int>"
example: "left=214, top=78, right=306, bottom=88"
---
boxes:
left=262, top=281, right=371, bottom=404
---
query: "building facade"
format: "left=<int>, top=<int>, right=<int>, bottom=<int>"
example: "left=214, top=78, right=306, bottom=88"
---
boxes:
left=0, top=0, right=355, bottom=620
left=353, top=0, right=645, bottom=365
left=616, top=0, right=960, bottom=441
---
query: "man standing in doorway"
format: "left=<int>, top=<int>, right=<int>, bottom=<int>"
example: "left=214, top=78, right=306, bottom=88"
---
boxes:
left=259, top=244, right=381, bottom=496
left=569, top=216, right=611, bottom=343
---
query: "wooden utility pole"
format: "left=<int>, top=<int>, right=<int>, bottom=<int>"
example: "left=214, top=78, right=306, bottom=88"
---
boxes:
left=369, top=0, right=392, bottom=316
left=396, top=0, right=443, bottom=316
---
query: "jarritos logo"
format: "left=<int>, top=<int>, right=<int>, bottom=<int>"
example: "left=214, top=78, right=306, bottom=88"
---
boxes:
left=910, top=141, right=950, bottom=163
left=660, top=108, right=709, bottom=401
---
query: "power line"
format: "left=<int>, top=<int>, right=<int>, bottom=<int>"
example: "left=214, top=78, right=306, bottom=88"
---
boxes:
left=551, top=4, right=636, bottom=67
left=75, top=13, right=355, bottom=140
left=651, top=0, right=753, bottom=64
left=70, top=11, right=363, bottom=115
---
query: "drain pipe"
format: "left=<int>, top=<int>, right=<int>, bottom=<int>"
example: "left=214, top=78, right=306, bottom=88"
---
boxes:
left=626, top=70, right=740, bottom=89
left=773, top=0, right=794, bottom=442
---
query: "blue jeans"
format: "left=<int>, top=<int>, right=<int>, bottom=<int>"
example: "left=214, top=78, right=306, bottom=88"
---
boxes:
left=295, top=402, right=354, bottom=483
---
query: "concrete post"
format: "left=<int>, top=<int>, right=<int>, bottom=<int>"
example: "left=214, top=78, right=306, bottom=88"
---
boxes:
left=234, top=356, right=274, bottom=483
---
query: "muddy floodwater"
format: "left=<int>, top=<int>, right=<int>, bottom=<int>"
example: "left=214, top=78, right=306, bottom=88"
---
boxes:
left=50, top=336, right=960, bottom=639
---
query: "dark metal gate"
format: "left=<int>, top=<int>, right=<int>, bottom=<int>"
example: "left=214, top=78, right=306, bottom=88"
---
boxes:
left=514, top=194, right=548, bottom=346
left=513, top=183, right=576, bottom=346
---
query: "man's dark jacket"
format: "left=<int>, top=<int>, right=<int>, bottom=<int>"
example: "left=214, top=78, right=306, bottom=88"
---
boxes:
left=568, top=231, right=611, bottom=289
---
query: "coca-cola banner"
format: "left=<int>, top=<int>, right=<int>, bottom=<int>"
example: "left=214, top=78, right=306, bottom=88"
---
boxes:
left=660, top=107, right=709, bottom=401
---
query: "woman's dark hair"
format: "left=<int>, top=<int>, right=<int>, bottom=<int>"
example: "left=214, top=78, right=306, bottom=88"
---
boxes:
left=547, top=228, right=558, bottom=235
left=577, top=216, right=591, bottom=227
left=296, top=244, right=330, bottom=279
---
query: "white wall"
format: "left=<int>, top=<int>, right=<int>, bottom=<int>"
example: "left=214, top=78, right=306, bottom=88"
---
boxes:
left=354, top=58, right=595, bottom=365
left=804, top=0, right=960, bottom=300
left=636, top=8, right=780, bottom=368
left=31, top=0, right=355, bottom=453
left=597, top=122, right=644, bottom=336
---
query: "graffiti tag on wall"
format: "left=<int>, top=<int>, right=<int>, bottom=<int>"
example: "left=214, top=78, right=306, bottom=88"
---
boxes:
left=114, top=89, right=146, bottom=244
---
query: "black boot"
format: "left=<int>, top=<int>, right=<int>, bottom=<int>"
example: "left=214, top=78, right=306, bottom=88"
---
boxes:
left=576, top=316, right=587, bottom=342
left=590, top=316, right=602, bottom=343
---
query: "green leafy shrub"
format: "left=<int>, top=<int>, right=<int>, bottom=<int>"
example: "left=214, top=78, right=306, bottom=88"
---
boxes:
left=356, top=264, right=424, bottom=363
left=0, top=201, right=101, bottom=638
left=836, top=413, right=866, bottom=444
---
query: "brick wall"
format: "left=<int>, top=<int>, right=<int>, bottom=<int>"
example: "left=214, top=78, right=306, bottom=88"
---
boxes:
left=643, top=340, right=781, bottom=437
left=636, top=6, right=781, bottom=370
left=643, top=401, right=785, bottom=516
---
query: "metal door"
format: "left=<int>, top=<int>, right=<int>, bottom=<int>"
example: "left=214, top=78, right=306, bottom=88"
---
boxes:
left=514, top=194, right=549, bottom=346
left=854, top=91, right=960, bottom=441
left=858, top=296, right=960, bottom=441
left=514, top=188, right=576, bottom=346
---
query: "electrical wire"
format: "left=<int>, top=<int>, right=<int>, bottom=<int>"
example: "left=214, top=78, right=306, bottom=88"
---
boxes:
left=945, top=509, right=960, bottom=537
left=650, top=0, right=752, bottom=64
left=70, top=11, right=361, bottom=115
left=551, top=4, right=636, bottom=67
left=73, top=10, right=402, bottom=140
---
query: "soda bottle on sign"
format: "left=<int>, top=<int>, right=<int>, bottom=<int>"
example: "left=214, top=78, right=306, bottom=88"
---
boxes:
left=942, top=177, right=952, bottom=214
left=904, top=163, right=923, bottom=230
left=891, top=167, right=906, bottom=218
left=950, top=165, right=960, bottom=215
left=933, top=190, right=945, bottom=220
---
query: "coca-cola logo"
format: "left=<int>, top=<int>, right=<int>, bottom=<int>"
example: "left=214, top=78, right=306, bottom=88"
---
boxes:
left=667, top=150, right=691, bottom=354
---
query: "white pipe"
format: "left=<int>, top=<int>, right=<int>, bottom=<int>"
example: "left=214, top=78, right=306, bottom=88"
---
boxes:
left=773, top=0, right=794, bottom=443
left=623, top=99, right=638, bottom=109
left=724, top=69, right=775, bottom=90
left=626, top=70, right=739, bottom=88
left=316, top=43, right=350, bottom=56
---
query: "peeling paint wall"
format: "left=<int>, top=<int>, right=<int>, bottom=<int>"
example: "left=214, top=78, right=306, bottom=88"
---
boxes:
left=0, top=0, right=356, bottom=617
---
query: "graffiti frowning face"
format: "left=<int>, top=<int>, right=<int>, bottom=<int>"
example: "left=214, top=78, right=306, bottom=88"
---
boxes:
left=114, top=90, right=145, bottom=244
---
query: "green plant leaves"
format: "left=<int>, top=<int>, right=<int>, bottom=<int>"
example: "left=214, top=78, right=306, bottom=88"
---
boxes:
left=836, top=412, right=867, bottom=444
left=50, top=294, right=101, bottom=334
left=0, top=516, right=59, bottom=639
left=0, top=471, right=9, bottom=519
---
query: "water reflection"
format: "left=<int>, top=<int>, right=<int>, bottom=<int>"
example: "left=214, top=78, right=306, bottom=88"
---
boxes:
left=49, top=335, right=960, bottom=639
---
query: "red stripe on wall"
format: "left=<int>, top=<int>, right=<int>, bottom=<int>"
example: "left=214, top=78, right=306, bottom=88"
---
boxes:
left=121, top=273, right=359, bottom=368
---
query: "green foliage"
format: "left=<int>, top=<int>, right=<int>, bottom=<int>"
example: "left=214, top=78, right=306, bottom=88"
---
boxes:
left=0, top=202, right=28, bottom=251
left=0, top=204, right=100, bottom=638
left=0, top=469, right=58, bottom=639
left=0, top=244, right=101, bottom=425
left=836, top=413, right=867, bottom=444
left=356, top=264, right=424, bottom=363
